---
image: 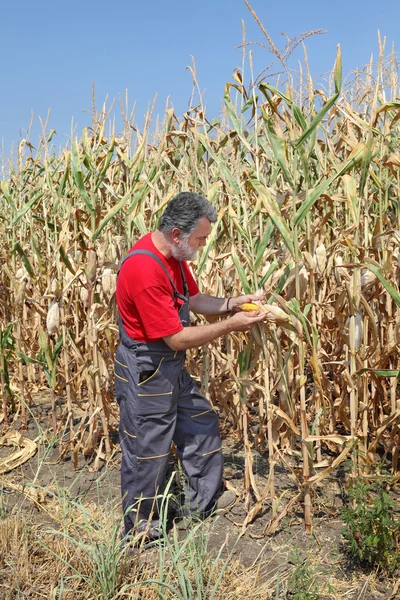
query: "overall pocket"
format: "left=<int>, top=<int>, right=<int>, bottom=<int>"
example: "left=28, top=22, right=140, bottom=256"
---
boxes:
left=136, top=355, right=181, bottom=415
left=114, top=347, right=130, bottom=404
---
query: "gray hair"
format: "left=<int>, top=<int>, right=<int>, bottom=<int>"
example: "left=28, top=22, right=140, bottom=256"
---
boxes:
left=158, top=192, right=217, bottom=235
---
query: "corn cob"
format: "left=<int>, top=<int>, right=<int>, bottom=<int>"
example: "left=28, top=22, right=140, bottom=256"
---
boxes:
left=240, top=302, right=303, bottom=338
left=240, top=303, right=261, bottom=312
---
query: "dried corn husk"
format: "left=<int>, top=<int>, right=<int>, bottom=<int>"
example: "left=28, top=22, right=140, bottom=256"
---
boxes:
left=314, top=243, right=327, bottom=276
left=15, top=267, right=29, bottom=282
left=360, top=270, right=376, bottom=289
left=334, top=254, right=347, bottom=284
left=85, top=249, right=97, bottom=284
left=50, top=278, right=58, bottom=293
left=101, top=268, right=117, bottom=297
left=46, top=301, right=60, bottom=336
left=80, top=286, right=89, bottom=307
left=345, top=311, right=363, bottom=351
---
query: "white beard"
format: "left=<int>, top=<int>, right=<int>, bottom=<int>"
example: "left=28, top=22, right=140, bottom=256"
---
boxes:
left=171, top=238, right=198, bottom=261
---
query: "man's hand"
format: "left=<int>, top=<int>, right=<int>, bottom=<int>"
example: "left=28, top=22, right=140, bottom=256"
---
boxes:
left=227, top=308, right=265, bottom=332
left=229, top=293, right=264, bottom=313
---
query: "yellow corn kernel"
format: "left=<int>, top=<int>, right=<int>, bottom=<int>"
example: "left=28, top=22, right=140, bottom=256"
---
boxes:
left=240, top=303, right=261, bottom=312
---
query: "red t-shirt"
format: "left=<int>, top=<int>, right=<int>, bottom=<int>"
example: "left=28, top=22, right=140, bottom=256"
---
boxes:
left=116, top=233, right=199, bottom=342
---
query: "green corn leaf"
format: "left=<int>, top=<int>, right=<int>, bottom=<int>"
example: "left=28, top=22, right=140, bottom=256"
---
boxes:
left=224, top=84, right=243, bottom=134
left=131, top=214, right=148, bottom=237
left=94, top=137, right=116, bottom=192
left=271, top=264, right=292, bottom=297
left=261, top=115, right=294, bottom=188
left=0, top=181, right=15, bottom=210
left=71, top=140, right=95, bottom=215
left=18, top=351, right=44, bottom=366
left=197, top=208, right=225, bottom=274
left=197, top=134, right=241, bottom=195
left=12, top=190, right=45, bottom=226
left=294, top=146, right=365, bottom=226
left=52, top=334, right=64, bottom=363
left=231, top=247, right=251, bottom=294
left=56, top=152, right=71, bottom=203
left=359, top=134, right=374, bottom=195
left=356, top=368, right=400, bottom=378
left=293, top=105, right=307, bottom=131
left=250, top=178, right=294, bottom=257
left=363, top=262, right=400, bottom=308
left=292, top=47, right=341, bottom=149
left=59, top=245, right=76, bottom=275
left=13, top=242, right=35, bottom=279
left=254, top=220, right=275, bottom=270
left=333, top=45, right=342, bottom=93
left=259, top=259, right=279, bottom=288
left=92, top=191, right=130, bottom=241
left=259, top=83, right=292, bottom=105
left=293, top=91, right=340, bottom=149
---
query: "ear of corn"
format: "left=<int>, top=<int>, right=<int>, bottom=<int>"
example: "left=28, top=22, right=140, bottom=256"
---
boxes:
left=240, top=302, right=261, bottom=312
left=46, top=301, right=60, bottom=336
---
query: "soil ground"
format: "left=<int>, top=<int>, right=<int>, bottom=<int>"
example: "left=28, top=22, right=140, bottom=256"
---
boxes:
left=1, top=392, right=400, bottom=599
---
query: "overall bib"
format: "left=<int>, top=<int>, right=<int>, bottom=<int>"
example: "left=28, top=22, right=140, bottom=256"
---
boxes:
left=115, top=250, right=223, bottom=537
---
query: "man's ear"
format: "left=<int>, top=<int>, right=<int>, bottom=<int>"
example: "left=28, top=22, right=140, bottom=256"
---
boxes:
left=171, top=227, right=182, bottom=243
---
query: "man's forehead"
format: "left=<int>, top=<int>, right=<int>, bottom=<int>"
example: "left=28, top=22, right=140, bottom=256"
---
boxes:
left=193, top=217, right=212, bottom=235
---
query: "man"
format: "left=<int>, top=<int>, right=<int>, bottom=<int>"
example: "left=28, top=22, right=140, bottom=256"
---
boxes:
left=115, top=191, right=265, bottom=541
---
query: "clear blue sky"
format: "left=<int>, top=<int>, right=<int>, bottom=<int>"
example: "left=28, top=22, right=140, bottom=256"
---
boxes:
left=1, top=0, right=398, bottom=158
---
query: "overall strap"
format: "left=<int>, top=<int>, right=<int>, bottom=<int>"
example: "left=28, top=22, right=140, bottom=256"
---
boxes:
left=120, top=249, right=188, bottom=301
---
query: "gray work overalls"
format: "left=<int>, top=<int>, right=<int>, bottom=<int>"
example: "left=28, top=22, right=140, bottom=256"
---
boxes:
left=115, top=250, right=223, bottom=538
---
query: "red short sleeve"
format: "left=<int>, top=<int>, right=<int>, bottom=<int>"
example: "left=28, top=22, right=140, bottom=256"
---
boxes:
left=116, top=233, right=199, bottom=342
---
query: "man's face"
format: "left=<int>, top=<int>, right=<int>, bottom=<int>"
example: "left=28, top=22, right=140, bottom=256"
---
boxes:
left=171, top=217, right=212, bottom=261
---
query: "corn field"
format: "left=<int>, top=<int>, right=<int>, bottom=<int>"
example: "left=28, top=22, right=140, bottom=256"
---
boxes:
left=1, top=24, right=400, bottom=532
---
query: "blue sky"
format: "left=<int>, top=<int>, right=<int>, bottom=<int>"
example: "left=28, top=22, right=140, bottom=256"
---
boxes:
left=1, top=0, right=399, bottom=158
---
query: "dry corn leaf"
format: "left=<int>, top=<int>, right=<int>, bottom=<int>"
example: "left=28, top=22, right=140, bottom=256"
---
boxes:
left=0, top=430, right=37, bottom=474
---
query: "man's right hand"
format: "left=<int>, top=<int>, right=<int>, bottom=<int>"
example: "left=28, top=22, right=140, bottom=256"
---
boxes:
left=227, top=309, right=265, bottom=332
left=163, top=307, right=265, bottom=351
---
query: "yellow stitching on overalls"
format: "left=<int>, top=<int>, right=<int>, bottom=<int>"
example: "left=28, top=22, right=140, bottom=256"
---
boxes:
left=137, top=452, right=169, bottom=460
left=115, top=372, right=129, bottom=383
left=115, top=358, right=128, bottom=368
left=137, top=392, right=173, bottom=397
left=202, top=446, right=222, bottom=457
left=191, top=409, right=214, bottom=418
left=137, top=356, right=165, bottom=387
left=123, top=430, right=137, bottom=438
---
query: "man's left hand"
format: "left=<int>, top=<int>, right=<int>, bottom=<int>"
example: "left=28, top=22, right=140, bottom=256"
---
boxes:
left=229, top=293, right=264, bottom=313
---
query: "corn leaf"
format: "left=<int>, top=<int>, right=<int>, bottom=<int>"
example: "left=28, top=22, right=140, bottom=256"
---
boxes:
left=71, top=140, right=95, bottom=215
left=92, top=192, right=131, bottom=241
left=294, top=146, right=364, bottom=226
left=261, top=115, right=294, bottom=188
left=231, top=247, right=251, bottom=294
left=12, top=190, right=45, bottom=226
left=13, top=243, right=35, bottom=279
left=250, top=178, right=295, bottom=257
left=363, top=261, right=400, bottom=308
left=197, top=208, right=225, bottom=274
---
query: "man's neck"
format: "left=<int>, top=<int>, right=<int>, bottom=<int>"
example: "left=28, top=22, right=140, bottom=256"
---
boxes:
left=151, top=230, right=173, bottom=258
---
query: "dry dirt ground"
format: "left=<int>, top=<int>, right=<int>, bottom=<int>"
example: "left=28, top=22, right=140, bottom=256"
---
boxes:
left=1, top=392, right=400, bottom=599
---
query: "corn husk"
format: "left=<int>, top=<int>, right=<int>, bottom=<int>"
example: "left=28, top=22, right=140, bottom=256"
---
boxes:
left=360, top=270, right=376, bottom=289
left=315, top=243, right=327, bottom=276
left=80, top=286, right=89, bottom=307
left=101, top=268, right=116, bottom=297
left=46, top=301, right=60, bottom=336
left=345, top=311, right=363, bottom=351
left=85, top=249, right=97, bottom=284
